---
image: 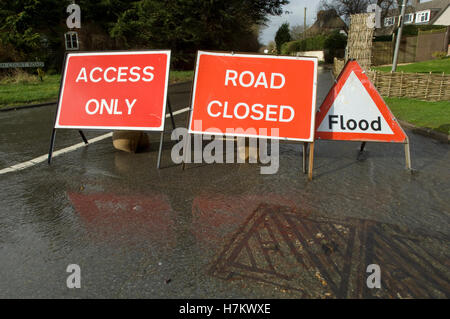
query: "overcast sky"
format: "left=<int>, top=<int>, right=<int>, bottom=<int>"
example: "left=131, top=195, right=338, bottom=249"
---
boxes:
left=259, top=0, right=321, bottom=45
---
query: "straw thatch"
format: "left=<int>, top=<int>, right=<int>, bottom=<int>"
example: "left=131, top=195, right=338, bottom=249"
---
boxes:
left=346, top=13, right=374, bottom=71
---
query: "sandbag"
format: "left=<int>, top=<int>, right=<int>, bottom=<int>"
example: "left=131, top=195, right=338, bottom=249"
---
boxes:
left=237, top=144, right=258, bottom=162
left=112, top=131, right=150, bottom=153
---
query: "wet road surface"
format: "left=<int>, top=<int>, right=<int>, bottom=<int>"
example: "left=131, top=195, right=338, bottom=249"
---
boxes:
left=0, top=67, right=449, bottom=298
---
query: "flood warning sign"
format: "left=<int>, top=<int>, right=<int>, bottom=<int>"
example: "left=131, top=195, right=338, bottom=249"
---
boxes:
left=315, top=60, right=406, bottom=143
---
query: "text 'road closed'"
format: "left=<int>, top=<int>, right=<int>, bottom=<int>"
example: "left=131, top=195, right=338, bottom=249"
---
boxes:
left=189, top=51, right=318, bottom=141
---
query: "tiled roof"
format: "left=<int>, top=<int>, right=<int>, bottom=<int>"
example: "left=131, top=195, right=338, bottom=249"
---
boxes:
left=385, top=0, right=449, bottom=18
left=415, top=0, right=449, bottom=11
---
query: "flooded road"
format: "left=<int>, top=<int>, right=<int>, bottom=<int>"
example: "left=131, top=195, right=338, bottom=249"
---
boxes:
left=0, top=67, right=449, bottom=298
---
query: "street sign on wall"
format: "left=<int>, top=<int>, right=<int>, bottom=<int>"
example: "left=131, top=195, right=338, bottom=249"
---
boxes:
left=0, top=62, right=44, bottom=68
left=55, top=51, right=171, bottom=131
left=315, top=60, right=407, bottom=143
left=188, top=51, right=318, bottom=141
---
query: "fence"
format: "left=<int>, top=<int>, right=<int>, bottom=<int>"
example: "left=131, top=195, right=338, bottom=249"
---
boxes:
left=332, top=58, right=449, bottom=101
left=416, top=27, right=449, bottom=61
left=372, top=27, right=449, bottom=65
left=372, top=41, right=393, bottom=66
left=367, top=70, right=450, bottom=101
left=372, top=37, right=418, bottom=66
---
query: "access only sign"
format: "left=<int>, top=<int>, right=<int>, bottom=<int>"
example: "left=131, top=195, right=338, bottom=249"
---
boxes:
left=55, top=51, right=171, bottom=131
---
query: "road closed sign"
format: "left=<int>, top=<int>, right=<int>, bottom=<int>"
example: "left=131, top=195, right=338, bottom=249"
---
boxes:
left=315, top=60, right=407, bottom=143
left=55, top=51, right=171, bottom=131
left=188, top=51, right=318, bottom=141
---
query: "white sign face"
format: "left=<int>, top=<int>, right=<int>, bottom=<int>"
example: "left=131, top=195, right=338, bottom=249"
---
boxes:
left=317, top=71, right=393, bottom=135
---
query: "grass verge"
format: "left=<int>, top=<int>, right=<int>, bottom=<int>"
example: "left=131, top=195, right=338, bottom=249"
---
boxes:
left=374, top=57, right=450, bottom=74
left=170, top=70, right=194, bottom=84
left=0, top=74, right=61, bottom=108
left=385, top=97, right=450, bottom=135
left=0, top=70, right=194, bottom=109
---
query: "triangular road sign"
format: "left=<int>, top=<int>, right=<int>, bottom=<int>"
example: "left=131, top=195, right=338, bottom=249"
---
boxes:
left=315, top=60, right=407, bottom=143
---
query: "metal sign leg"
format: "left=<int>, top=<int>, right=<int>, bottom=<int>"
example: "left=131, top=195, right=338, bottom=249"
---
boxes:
left=404, top=137, right=412, bottom=171
left=48, top=129, right=88, bottom=164
left=308, top=142, right=315, bottom=181
left=167, top=99, right=176, bottom=130
left=157, top=99, right=177, bottom=169
left=48, top=128, right=57, bottom=164
left=302, top=142, right=307, bottom=174
left=157, top=131, right=164, bottom=169
left=181, top=133, right=191, bottom=171
left=79, top=130, right=88, bottom=144
left=357, top=141, right=367, bottom=160
left=359, top=142, right=366, bottom=154
left=181, top=102, right=193, bottom=171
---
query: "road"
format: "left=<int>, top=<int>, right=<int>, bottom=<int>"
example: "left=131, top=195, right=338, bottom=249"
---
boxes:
left=0, top=67, right=449, bottom=298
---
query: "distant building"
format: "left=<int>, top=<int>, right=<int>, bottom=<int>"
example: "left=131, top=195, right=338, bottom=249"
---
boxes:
left=380, top=0, right=450, bottom=35
left=305, top=9, right=347, bottom=37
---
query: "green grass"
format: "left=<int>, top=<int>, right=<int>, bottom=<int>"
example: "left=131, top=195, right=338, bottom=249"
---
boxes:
left=385, top=97, right=450, bottom=135
left=374, top=57, right=450, bottom=74
left=0, top=74, right=61, bottom=108
left=0, top=70, right=194, bottom=109
left=169, top=70, right=194, bottom=83
left=1, top=70, right=447, bottom=136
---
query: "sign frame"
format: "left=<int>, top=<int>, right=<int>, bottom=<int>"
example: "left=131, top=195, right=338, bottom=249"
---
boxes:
left=315, top=60, right=407, bottom=143
left=54, top=50, right=171, bottom=132
left=307, top=59, right=411, bottom=180
left=48, top=49, right=174, bottom=165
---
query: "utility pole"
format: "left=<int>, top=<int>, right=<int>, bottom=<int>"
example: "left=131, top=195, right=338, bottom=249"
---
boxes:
left=304, top=7, right=307, bottom=38
left=392, top=0, right=407, bottom=72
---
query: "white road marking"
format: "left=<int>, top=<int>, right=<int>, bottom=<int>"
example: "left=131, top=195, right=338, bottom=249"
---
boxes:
left=170, top=107, right=190, bottom=116
left=0, top=107, right=190, bottom=175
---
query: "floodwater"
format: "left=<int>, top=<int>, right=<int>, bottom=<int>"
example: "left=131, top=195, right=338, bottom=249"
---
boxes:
left=0, top=68, right=448, bottom=298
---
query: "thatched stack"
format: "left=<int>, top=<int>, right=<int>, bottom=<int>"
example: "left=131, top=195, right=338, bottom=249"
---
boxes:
left=346, top=13, right=374, bottom=71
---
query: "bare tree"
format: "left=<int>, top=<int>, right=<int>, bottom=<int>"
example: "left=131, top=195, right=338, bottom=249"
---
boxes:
left=290, top=24, right=309, bottom=40
left=318, top=0, right=398, bottom=22
left=318, top=0, right=369, bottom=20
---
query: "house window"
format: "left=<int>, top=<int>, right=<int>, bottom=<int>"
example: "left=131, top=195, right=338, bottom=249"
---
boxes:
left=404, top=13, right=414, bottom=24
left=415, top=10, right=430, bottom=23
left=65, top=31, right=79, bottom=50
left=384, top=17, right=395, bottom=26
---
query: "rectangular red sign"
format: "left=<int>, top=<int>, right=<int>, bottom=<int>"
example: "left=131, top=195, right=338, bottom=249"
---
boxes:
left=55, top=51, right=171, bottom=131
left=188, top=51, right=318, bottom=141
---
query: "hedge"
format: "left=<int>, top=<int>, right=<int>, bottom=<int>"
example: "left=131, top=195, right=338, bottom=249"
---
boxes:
left=281, top=35, right=327, bottom=55
left=402, top=24, right=448, bottom=36
left=281, top=31, right=347, bottom=63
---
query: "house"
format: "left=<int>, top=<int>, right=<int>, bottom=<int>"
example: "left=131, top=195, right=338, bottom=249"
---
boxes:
left=304, top=9, right=347, bottom=37
left=373, top=0, right=450, bottom=63
left=381, top=0, right=450, bottom=34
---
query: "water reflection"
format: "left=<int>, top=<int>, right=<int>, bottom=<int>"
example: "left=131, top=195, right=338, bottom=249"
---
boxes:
left=193, top=195, right=450, bottom=298
left=68, top=192, right=175, bottom=248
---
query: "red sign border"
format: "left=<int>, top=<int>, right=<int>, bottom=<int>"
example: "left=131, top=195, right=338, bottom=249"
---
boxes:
left=54, top=50, right=171, bottom=131
left=187, top=50, right=319, bottom=142
left=315, top=60, right=407, bottom=143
